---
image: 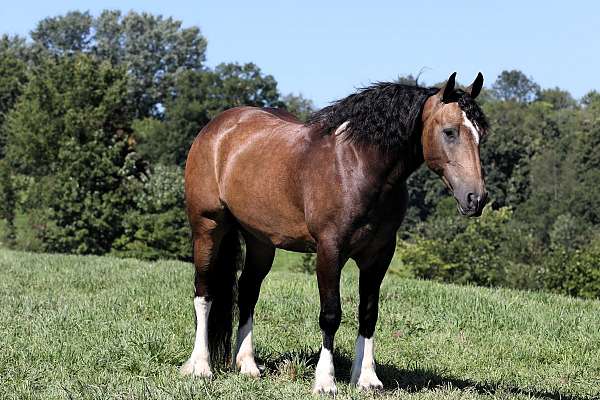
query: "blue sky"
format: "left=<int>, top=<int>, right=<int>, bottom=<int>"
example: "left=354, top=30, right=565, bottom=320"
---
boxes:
left=1, top=1, right=598, bottom=107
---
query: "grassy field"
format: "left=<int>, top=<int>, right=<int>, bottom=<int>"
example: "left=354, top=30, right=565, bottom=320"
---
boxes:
left=0, top=249, right=599, bottom=400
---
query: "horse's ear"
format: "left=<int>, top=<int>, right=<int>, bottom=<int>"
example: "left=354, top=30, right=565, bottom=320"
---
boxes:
left=466, top=72, right=484, bottom=99
left=439, top=72, right=457, bottom=102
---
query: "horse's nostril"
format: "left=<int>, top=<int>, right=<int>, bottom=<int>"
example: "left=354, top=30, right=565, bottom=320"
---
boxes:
left=467, top=192, right=478, bottom=209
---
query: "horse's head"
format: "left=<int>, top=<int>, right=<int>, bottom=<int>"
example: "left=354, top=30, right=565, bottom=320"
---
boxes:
left=422, top=72, right=488, bottom=217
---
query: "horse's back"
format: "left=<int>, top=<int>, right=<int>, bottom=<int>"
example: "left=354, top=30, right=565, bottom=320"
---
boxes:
left=185, top=107, right=315, bottom=249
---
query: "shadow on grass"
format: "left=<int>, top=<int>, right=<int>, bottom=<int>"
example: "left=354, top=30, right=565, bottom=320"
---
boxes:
left=260, top=350, right=591, bottom=400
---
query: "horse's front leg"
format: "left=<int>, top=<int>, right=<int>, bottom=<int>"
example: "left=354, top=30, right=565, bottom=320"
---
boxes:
left=351, top=239, right=396, bottom=390
left=313, top=241, right=344, bottom=395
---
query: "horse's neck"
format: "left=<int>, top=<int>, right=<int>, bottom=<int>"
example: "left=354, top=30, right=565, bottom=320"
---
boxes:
left=377, top=137, right=425, bottom=186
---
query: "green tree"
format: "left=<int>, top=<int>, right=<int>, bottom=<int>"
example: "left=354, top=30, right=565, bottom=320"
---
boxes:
left=0, top=160, right=16, bottom=245
left=113, top=164, right=190, bottom=260
left=281, top=93, right=315, bottom=122
left=549, top=213, right=590, bottom=250
left=5, top=54, right=141, bottom=254
left=0, top=35, right=29, bottom=158
left=30, top=11, right=93, bottom=54
left=492, top=70, right=540, bottom=103
left=580, top=90, right=600, bottom=108
left=404, top=166, right=449, bottom=227
left=544, top=240, right=600, bottom=299
left=397, top=206, right=541, bottom=289
left=136, top=62, right=282, bottom=166
left=31, top=10, right=208, bottom=118
left=538, top=87, right=577, bottom=110
left=480, top=101, right=534, bottom=207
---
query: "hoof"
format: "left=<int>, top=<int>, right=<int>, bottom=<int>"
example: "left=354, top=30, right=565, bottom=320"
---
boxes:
left=355, top=371, right=383, bottom=391
left=237, top=357, right=261, bottom=378
left=180, top=359, right=213, bottom=378
left=313, top=377, right=337, bottom=395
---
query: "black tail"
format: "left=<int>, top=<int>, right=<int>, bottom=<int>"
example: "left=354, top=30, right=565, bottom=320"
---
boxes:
left=207, top=226, right=243, bottom=368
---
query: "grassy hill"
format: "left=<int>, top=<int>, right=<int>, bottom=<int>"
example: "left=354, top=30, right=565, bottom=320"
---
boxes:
left=0, top=249, right=599, bottom=399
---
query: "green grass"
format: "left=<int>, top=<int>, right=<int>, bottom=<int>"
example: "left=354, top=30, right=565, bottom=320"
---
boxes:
left=1, top=249, right=599, bottom=400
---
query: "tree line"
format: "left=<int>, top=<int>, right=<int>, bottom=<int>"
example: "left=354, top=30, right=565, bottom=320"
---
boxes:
left=397, top=71, right=600, bottom=299
left=0, top=11, right=599, bottom=299
left=0, top=10, right=312, bottom=259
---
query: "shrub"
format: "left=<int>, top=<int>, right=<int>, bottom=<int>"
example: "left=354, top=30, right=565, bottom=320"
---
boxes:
left=544, top=240, right=600, bottom=299
left=549, top=213, right=590, bottom=250
left=112, top=164, right=190, bottom=260
left=5, top=54, right=141, bottom=254
left=394, top=238, right=455, bottom=281
left=395, top=206, right=543, bottom=289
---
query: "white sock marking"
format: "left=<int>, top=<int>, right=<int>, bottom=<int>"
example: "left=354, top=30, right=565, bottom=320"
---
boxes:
left=180, top=297, right=213, bottom=377
left=462, top=111, right=480, bottom=144
left=235, top=317, right=260, bottom=377
left=313, top=346, right=337, bottom=394
left=351, top=335, right=382, bottom=389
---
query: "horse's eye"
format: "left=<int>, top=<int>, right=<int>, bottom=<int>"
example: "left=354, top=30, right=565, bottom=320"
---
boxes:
left=443, top=128, right=458, bottom=141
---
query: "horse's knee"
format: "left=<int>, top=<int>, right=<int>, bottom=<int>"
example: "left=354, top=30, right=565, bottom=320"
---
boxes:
left=319, top=305, right=341, bottom=336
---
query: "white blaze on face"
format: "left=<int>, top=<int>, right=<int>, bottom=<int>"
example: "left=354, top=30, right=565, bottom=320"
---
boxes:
left=461, top=111, right=480, bottom=144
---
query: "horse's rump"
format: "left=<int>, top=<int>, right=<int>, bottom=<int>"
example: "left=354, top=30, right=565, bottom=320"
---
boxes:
left=185, top=107, right=316, bottom=250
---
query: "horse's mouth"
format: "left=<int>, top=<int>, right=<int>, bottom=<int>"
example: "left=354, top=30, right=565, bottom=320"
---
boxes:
left=457, top=203, right=483, bottom=217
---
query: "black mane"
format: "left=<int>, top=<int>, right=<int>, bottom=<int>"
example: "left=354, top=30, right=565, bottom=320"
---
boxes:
left=306, top=82, right=488, bottom=148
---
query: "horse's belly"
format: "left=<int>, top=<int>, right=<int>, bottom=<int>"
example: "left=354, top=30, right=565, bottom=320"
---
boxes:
left=239, top=220, right=316, bottom=252
left=225, top=199, right=315, bottom=251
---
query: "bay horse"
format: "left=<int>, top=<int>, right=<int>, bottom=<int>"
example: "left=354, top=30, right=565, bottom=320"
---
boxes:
left=181, top=72, right=488, bottom=394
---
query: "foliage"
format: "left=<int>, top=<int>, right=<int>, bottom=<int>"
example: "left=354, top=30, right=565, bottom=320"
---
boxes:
left=136, top=63, right=283, bottom=166
left=281, top=93, right=315, bottom=122
left=0, top=160, right=16, bottom=245
left=544, top=240, right=600, bottom=300
left=491, top=70, right=540, bottom=103
left=538, top=87, right=577, bottom=110
left=396, top=205, right=542, bottom=290
left=0, top=35, right=29, bottom=158
left=112, top=165, right=190, bottom=260
left=5, top=54, right=141, bottom=254
left=395, top=238, right=452, bottom=281
left=548, top=213, right=591, bottom=249
left=31, top=10, right=208, bottom=117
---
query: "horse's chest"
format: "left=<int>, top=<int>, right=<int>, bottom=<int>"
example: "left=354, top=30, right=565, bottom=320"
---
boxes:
left=349, top=223, right=377, bottom=248
left=347, top=189, right=407, bottom=251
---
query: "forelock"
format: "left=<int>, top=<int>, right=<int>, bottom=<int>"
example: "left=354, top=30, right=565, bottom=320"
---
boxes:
left=456, top=90, right=489, bottom=134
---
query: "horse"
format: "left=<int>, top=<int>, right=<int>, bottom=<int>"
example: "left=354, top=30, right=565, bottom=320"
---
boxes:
left=180, top=72, right=488, bottom=394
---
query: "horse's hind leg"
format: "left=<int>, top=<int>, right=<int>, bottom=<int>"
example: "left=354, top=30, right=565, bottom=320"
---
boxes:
left=180, top=226, right=218, bottom=377
left=181, top=217, right=239, bottom=378
left=234, top=232, right=275, bottom=377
